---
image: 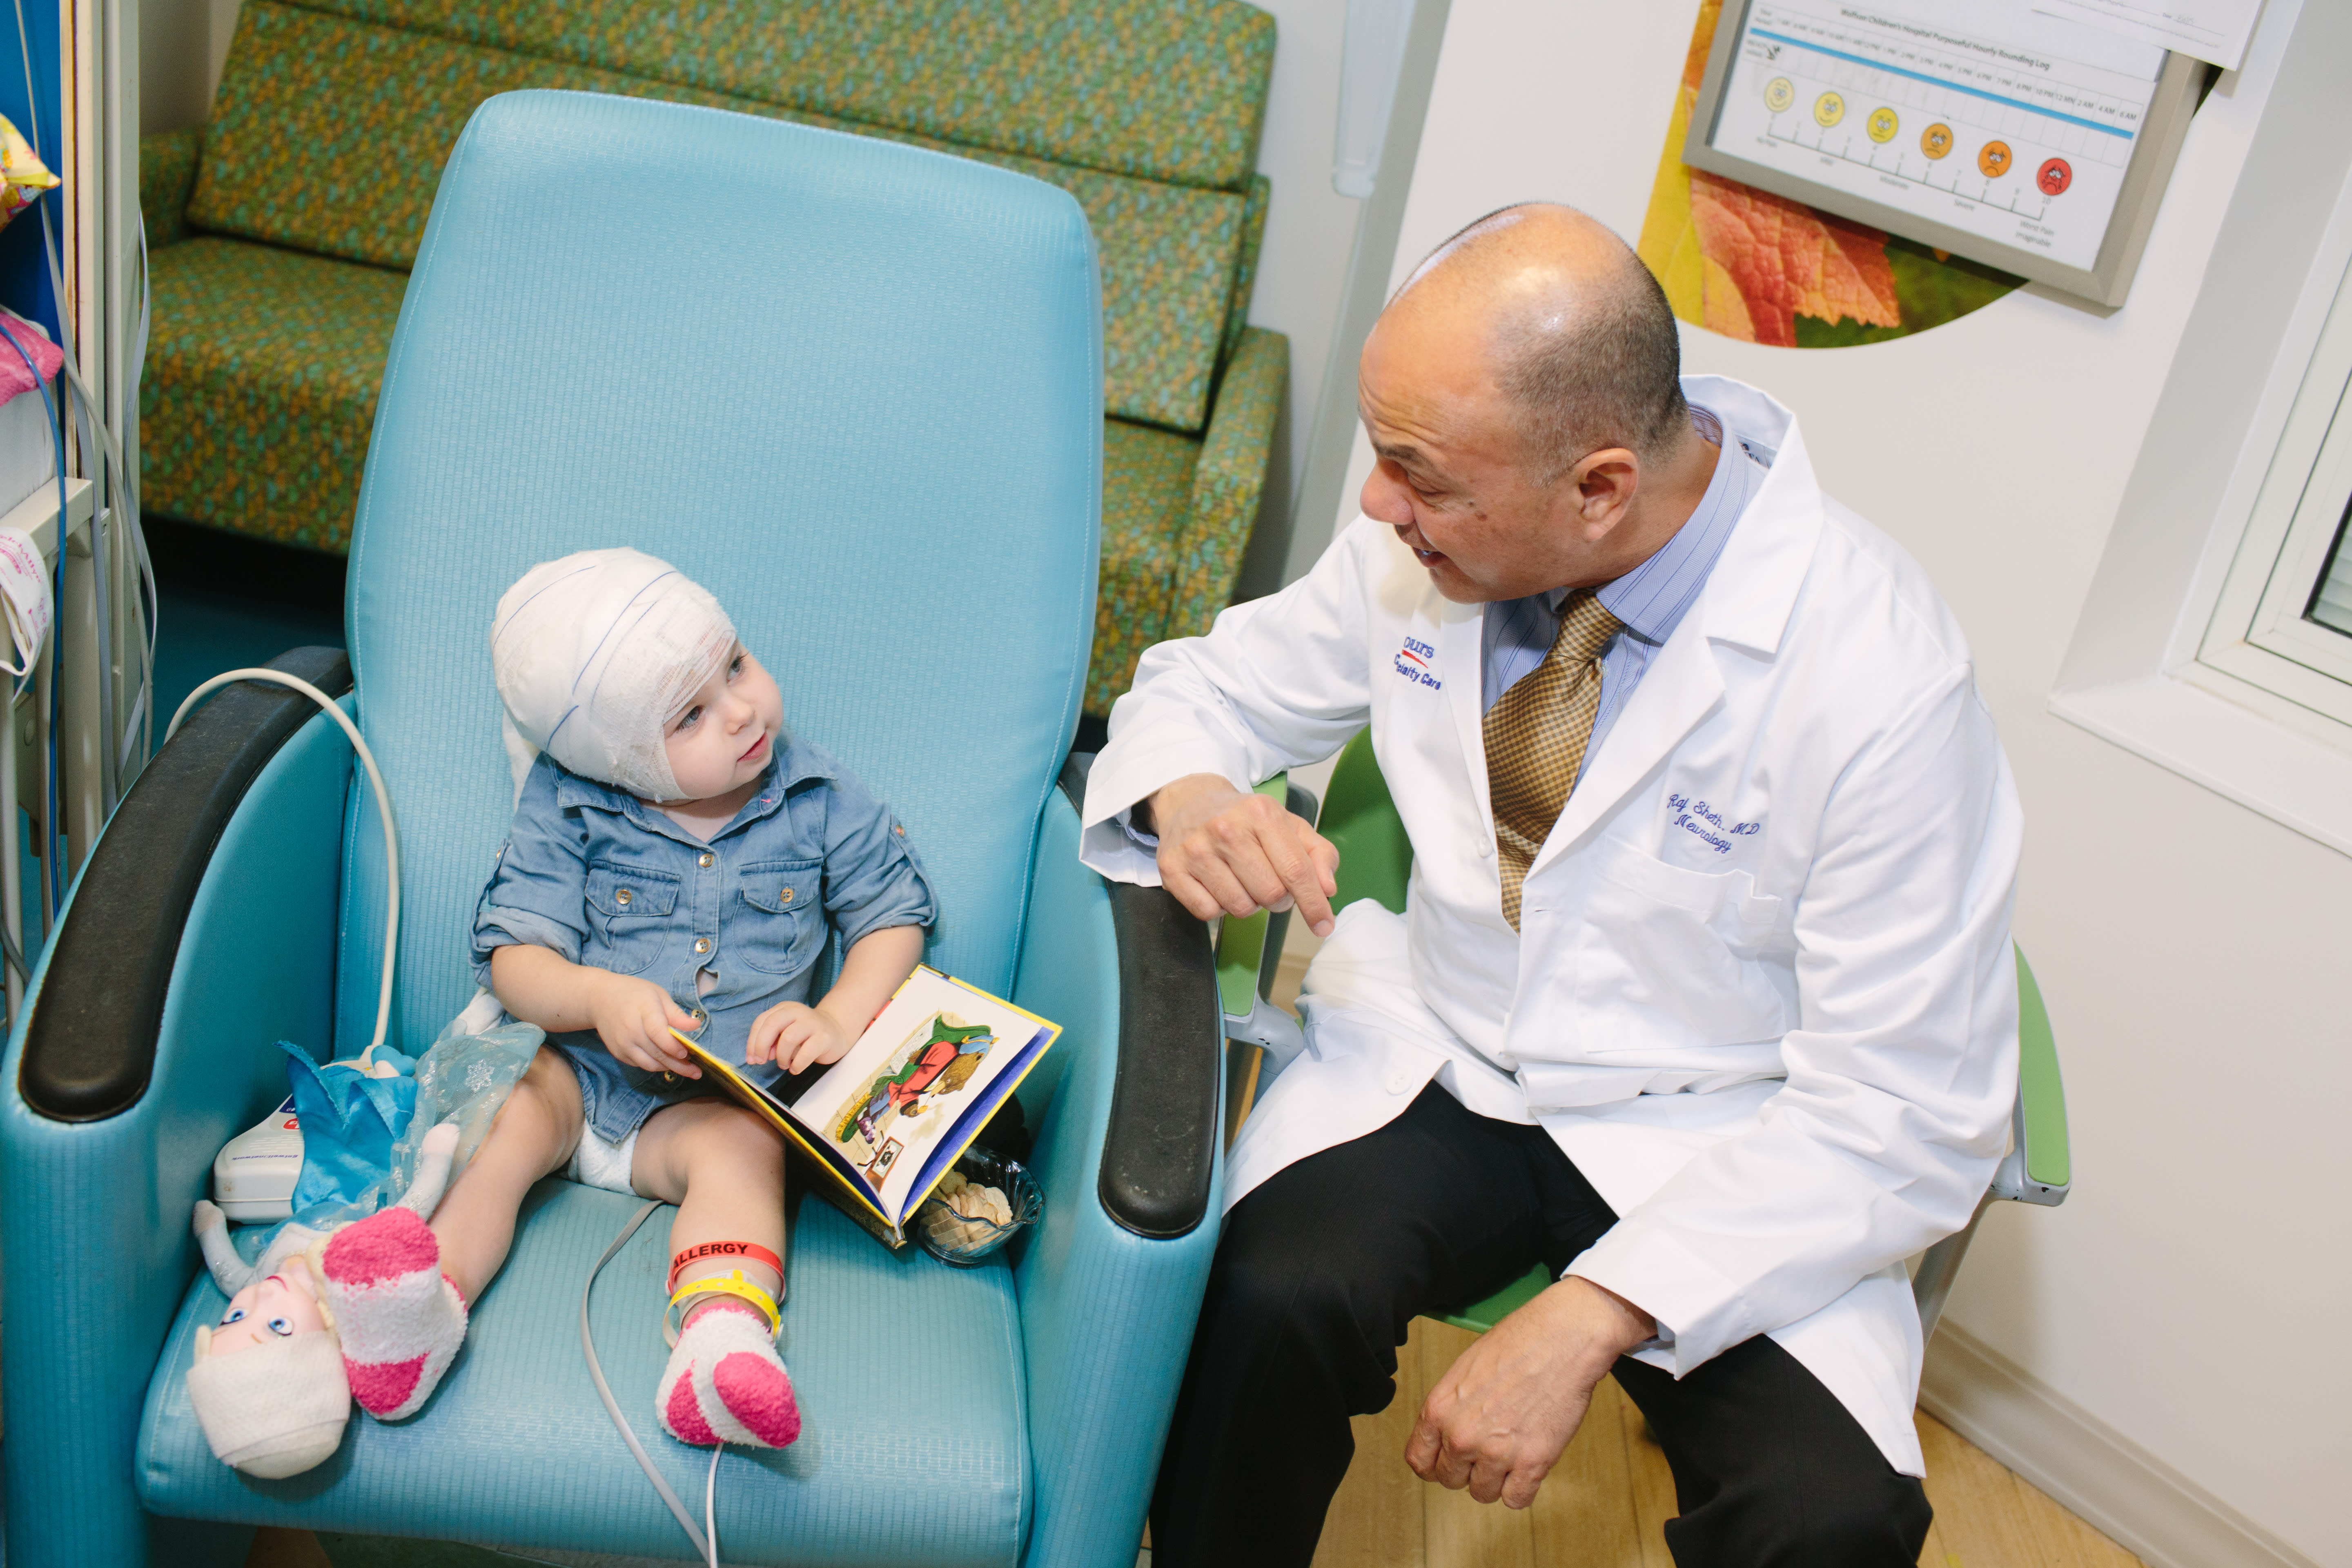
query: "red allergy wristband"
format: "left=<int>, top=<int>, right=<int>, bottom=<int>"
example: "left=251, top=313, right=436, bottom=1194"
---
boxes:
left=667, top=1241, right=784, bottom=1294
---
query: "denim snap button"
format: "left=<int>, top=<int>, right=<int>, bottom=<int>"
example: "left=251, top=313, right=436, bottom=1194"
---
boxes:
left=694, top=937, right=712, bottom=955
left=616, top=888, right=633, bottom=906
left=697, top=852, right=714, bottom=868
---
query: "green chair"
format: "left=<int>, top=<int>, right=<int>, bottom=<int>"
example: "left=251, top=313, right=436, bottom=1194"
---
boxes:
left=1217, top=728, right=2069, bottom=1339
left=138, top=0, right=1288, bottom=718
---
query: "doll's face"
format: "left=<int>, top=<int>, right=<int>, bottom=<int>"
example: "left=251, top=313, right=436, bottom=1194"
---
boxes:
left=209, top=1268, right=327, bottom=1356
left=662, top=645, right=785, bottom=804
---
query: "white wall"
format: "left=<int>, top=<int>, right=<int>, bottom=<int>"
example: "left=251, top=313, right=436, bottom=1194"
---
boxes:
left=1312, top=2, right=2350, bottom=1563
left=1235, top=0, right=1364, bottom=588
left=137, top=0, right=236, bottom=136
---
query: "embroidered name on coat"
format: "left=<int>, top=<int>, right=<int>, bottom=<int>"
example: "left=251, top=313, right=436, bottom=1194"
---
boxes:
left=1666, top=793, right=1761, bottom=855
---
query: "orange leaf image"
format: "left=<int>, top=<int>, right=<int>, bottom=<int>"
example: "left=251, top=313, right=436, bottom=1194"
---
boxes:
left=1637, top=0, right=1963, bottom=347
left=1686, top=173, right=1900, bottom=347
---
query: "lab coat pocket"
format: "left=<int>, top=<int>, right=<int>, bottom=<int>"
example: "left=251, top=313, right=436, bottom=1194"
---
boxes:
left=733, top=858, right=824, bottom=974
left=1575, top=838, right=1791, bottom=1053
left=584, top=861, right=682, bottom=977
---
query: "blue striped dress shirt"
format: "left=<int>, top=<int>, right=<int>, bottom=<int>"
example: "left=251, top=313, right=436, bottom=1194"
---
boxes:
left=1481, top=406, right=1768, bottom=777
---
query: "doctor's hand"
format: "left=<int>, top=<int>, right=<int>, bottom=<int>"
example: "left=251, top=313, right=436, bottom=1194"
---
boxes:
left=1141, top=773, right=1341, bottom=937
left=1406, top=1276, right=1657, bottom=1509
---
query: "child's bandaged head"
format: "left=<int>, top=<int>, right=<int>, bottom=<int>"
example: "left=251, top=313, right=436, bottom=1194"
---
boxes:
left=492, top=548, right=738, bottom=801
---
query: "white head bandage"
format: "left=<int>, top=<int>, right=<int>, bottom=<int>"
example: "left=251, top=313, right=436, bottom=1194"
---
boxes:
left=491, top=548, right=738, bottom=802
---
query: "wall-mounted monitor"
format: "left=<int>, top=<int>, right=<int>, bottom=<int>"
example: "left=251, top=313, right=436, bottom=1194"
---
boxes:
left=1682, top=2, right=2205, bottom=307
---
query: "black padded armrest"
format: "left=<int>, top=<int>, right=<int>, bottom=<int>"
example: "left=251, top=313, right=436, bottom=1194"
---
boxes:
left=20, top=647, right=352, bottom=1122
left=1060, top=753, right=1222, bottom=1239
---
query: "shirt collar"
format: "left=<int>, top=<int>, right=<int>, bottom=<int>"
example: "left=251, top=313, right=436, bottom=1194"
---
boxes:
left=1581, top=404, right=1763, bottom=646
left=549, top=730, right=833, bottom=842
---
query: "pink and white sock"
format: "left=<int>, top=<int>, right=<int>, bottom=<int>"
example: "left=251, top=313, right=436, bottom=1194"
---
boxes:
left=657, top=1301, right=801, bottom=1448
left=316, top=1206, right=469, bottom=1421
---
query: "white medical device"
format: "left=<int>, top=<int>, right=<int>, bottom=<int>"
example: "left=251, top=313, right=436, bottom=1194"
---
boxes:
left=210, top=1095, right=304, bottom=1223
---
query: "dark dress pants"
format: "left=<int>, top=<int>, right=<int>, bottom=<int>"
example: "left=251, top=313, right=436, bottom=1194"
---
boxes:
left=1149, top=1085, right=1931, bottom=1567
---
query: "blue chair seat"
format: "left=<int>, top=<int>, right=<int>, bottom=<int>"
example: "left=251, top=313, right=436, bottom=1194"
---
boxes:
left=138, top=1181, right=1029, bottom=1564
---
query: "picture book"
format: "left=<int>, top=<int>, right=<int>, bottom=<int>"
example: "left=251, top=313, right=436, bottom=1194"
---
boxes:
left=673, top=966, right=1058, bottom=1249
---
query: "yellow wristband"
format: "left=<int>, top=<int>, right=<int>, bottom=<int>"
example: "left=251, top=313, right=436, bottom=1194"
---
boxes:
left=663, top=1271, right=780, bottom=1347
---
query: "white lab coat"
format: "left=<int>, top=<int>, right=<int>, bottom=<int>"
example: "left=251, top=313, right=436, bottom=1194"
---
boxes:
left=1080, top=376, right=2021, bottom=1476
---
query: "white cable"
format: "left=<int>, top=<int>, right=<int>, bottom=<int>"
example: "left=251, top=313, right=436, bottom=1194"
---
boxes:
left=12, top=4, right=159, bottom=799
left=582, top=1198, right=730, bottom=1564
left=166, top=669, right=399, bottom=1061
left=705, top=1442, right=723, bottom=1568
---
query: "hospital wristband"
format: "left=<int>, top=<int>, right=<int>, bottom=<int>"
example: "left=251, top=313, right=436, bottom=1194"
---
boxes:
left=667, top=1241, right=783, bottom=1295
left=664, top=1272, right=781, bottom=1345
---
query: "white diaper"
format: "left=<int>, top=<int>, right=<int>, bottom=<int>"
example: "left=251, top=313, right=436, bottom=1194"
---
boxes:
left=567, top=1119, right=643, bottom=1195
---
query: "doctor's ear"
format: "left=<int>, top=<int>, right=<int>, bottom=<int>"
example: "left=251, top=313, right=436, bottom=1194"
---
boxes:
left=1568, top=448, right=1640, bottom=526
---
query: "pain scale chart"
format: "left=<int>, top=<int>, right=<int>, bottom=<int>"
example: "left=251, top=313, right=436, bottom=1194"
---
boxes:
left=1710, top=4, right=2163, bottom=271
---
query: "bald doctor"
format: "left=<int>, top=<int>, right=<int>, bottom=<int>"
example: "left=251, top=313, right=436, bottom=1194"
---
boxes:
left=1080, top=205, right=2021, bottom=1567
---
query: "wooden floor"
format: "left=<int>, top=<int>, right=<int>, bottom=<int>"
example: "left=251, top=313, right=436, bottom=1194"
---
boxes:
left=1310, top=1318, right=2141, bottom=1568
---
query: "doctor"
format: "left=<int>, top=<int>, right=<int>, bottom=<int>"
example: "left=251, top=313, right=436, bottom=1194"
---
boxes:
left=1082, top=206, right=2021, bottom=1566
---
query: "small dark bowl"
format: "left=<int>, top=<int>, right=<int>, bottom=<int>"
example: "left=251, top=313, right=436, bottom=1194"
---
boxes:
left=914, top=1150, right=1042, bottom=1266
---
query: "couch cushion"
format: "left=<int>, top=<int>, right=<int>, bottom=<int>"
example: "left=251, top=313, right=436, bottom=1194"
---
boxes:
left=1092, top=417, right=1202, bottom=716
left=138, top=1180, right=1031, bottom=1565
left=1087, top=327, right=1286, bottom=716
left=140, top=235, right=405, bottom=552
left=300, top=0, right=1273, bottom=192
left=187, top=0, right=1241, bottom=430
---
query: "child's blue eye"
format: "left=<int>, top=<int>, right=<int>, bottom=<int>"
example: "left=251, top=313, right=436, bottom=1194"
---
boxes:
left=676, top=705, right=703, bottom=732
left=220, top=1307, right=246, bottom=1326
left=729, top=655, right=744, bottom=679
left=266, top=1317, right=294, bottom=1336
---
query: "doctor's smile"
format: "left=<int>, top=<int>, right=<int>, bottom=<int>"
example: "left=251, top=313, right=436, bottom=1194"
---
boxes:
left=1089, top=202, right=2021, bottom=1568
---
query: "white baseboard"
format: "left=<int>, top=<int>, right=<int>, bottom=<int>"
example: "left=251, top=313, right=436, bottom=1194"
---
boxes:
left=1920, top=1324, right=2322, bottom=1568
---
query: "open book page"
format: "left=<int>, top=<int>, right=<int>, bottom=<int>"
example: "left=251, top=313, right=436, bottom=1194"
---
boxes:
left=671, top=1039, right=900, bottom=1241
left=787, top=968, right=1058, bottom=1223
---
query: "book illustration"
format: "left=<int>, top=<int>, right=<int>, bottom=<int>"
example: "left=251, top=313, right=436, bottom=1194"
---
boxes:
left=668, top=966, right=1059, bottom=1249
left=833, top=1012, right=996, bottom=1187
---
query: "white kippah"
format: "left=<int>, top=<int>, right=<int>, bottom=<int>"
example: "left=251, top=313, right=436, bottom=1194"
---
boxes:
left=185, top=1328, right=352, bottom=1479
left=490, top=548, right=739, bottom=803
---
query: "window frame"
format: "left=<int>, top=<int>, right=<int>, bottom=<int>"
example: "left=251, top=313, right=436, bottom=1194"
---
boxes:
left=2194, top=247, right=2352, bottom=717
left=2050, top=9, right=2352, bottom=861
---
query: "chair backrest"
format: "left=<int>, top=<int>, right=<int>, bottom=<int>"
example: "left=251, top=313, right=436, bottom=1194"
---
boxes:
left=1322, top=729, right=1413, bottom=917
left=330, top=91, right=1100, bottom=1054
left=186, top=0, right=1273, bottom=433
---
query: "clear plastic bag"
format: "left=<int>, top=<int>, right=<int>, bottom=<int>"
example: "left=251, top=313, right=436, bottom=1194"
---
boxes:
left=389, top=1013, right=546, bottom=1200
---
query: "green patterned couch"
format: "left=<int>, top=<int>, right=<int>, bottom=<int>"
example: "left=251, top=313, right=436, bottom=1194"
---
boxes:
left=138, top=0, right=1287, bottom=715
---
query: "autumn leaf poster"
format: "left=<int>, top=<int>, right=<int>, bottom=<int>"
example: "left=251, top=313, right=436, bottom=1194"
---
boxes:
left=1637, top=0, right=2022, bottom=347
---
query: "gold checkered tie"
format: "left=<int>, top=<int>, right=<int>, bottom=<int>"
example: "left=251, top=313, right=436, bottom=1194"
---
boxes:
left=1484, top=590, right=1622, bottom=930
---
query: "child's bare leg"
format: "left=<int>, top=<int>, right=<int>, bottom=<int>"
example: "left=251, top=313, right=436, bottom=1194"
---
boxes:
left=428, top=1047, right=585, bottom=1300
left=632, top=1099, right=800, bottom=1447
left=320, top=1047, right=581, bottom=1420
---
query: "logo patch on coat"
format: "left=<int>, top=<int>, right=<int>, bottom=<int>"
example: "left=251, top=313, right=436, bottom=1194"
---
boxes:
left=1394, top=636, right=1442, bottom=691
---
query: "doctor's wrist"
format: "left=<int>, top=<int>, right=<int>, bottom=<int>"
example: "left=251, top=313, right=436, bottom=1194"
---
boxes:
left=1137, top=773, right=1242, bottom=840
left=1549, top=1275, right=1659, bottom=1365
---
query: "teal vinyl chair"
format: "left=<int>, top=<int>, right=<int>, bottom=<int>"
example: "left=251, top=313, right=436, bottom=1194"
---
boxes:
left=1218, top=729, right=2069, bottom=1339
left=1, top=93, right=1229, bottom=1568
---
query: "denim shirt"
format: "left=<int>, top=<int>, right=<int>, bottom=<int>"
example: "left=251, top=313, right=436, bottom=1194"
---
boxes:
left=471, top=735, right=936, bottom=1139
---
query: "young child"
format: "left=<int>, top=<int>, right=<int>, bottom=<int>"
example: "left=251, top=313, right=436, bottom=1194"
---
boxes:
left=316, top=547, right=934, bottom=1448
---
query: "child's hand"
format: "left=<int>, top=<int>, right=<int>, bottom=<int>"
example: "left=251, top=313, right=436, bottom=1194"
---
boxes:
left=750, top=1002, right=852, bottom=1076
left=588, top=972, right=702, bottom=1078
